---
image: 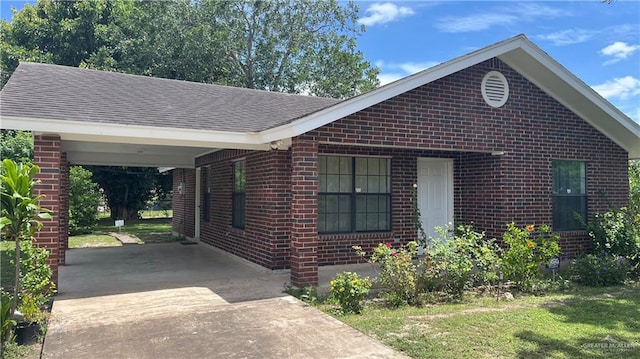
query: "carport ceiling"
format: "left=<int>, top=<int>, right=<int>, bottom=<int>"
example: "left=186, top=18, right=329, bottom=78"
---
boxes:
left=61, top=140, right=212, bottom=168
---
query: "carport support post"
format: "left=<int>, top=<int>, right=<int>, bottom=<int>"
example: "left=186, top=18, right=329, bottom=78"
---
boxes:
left=289, top=136, right=319, bottom=286
left=33, top=134, right=68, bottom=284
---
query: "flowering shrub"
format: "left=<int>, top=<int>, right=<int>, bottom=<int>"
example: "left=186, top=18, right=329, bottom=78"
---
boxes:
left=570, top=252, right=629, bottom=286
left=330, top=272, right=371, bottom=314
left=355, top=241, right=420, bottom=307
left=424, top=225, right=501, bottom=298
left=501, top=223, right=560, bottom=291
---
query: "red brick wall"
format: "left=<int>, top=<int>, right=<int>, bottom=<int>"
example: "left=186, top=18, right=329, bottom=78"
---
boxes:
left=308, top=58, right=629, bottom=257
left=33, top=134, right=64, bottom=282
left=196, top=149, right=292, bottom=270
left=289, top=136, right=319, bottom=285
left=58, top=153, right=69, bottom=265
left=192, top=57, right=629, bottom=273
left=171, top=168, right=195, bottom=238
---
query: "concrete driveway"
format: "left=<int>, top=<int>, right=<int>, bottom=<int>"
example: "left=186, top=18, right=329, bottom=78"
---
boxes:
left=43, top=242, right=405, bottom=359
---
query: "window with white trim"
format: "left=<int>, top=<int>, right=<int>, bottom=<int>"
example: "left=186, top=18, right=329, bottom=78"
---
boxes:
left=318, top=155, right=391, bottom=233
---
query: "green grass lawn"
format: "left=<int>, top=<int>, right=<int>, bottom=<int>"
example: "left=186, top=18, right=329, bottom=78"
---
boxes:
left=94, top=217, right=178, bottom=243
left=68, top=234, right=122, bottom=248
left=325, top=284, right=640, bottom=359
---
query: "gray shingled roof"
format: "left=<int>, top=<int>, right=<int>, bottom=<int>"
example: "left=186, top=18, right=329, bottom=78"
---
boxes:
left=0, top=62, right=341, bottom=132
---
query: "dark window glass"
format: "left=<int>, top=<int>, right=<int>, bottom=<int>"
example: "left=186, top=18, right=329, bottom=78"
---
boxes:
left=552, top=161, right=587, bottom=230
left=318, top=156, right=391, bottom=233
left=204, top=166, right=211, bottom=222
left=232, top=160, right=246, bottom=228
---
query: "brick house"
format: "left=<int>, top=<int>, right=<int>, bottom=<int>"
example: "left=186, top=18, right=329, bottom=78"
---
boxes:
left=1, top=35, right=638, bottom=286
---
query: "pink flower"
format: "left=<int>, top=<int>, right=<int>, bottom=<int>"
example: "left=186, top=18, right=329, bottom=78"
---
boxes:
left=385, top=242, right=391, bottom=248
left=392, top=251, right=398, bottom=257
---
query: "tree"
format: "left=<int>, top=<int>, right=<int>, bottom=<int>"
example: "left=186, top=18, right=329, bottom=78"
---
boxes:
left=89, top=166, right=171, bottom=221
left=197, top=0, right=378, bottom=97
left=1, top=0, right=378, bottom=97
left=0, top=159, right=50, bottom=342
left=69, top=166, right=101, bottom=234
left=0, top=130, right=33, bottom=163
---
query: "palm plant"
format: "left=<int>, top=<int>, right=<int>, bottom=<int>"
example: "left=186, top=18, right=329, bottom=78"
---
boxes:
left=0, top=159, right=50, bottom=342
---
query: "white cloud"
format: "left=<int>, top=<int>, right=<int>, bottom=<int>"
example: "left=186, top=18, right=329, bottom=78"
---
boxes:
left=592, top=76, right=640, bottom=100
left=592, top=76, right=640, bottom=122
left=435, top=3, right=564, bottom=33
left=436, top=13, right=516, bottom=33
left=376, top=61, right=439, bottom=85
left=533, top=29, right=595, bottom=46
left=396, top=61, right=439, bottom=74
left=600, top=42, right=640, bottom=65
left=358, top=3, right=415, bottom=27
left=378, top=73, right=405, bottom=86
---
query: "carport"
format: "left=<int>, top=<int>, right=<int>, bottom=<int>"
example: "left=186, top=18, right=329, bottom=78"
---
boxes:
left=0, top=62, right=338, bottom=286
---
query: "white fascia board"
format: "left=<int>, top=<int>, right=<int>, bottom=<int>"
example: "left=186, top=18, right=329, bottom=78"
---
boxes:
left=261, top=37, right=524, bottom=142
left=1, top=116, right=267, bottom=149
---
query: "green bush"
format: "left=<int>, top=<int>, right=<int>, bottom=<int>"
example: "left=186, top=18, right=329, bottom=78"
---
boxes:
left=330, top=272, right=371, bottom=314
left=69, top=166, right=101, bottom=235
left=570, top=252, right=629, bottom=286
left=424, top=225, right=501, bottom=298
left=584, top=208, right=639, bottom=275
left=356, top=241, right=420, bottom=306
left=283, top=284, right=317, bottom=306
left=502, top=223, right=560, bottom=291
left=630, top=160, right=639, bottom=215
left=5, top=242, right=56, bottom=323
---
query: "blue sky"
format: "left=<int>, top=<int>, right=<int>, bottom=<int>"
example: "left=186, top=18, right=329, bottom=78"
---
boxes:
left=2, top=1, right=639, bottom=122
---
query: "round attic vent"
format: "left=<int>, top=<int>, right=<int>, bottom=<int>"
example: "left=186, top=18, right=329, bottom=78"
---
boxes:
left=481, top=71, right=509, bottom=108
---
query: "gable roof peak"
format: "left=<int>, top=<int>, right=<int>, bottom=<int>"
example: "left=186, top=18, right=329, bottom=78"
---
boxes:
left=261, top=34, right=639, bottom=159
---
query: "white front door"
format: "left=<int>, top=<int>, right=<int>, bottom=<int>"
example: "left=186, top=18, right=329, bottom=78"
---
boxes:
left=417, top=158, right=453, bottom=247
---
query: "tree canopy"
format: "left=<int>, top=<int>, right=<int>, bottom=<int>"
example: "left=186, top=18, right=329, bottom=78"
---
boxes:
left=87, top=166, right=172, bottom=221
left=0, top=130, right=33, bottom=163
left=1, top=0, right=379, bottom=97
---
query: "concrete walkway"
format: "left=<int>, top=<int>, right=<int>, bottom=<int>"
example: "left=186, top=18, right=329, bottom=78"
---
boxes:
left=43, top=242, right=404, bottom=359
